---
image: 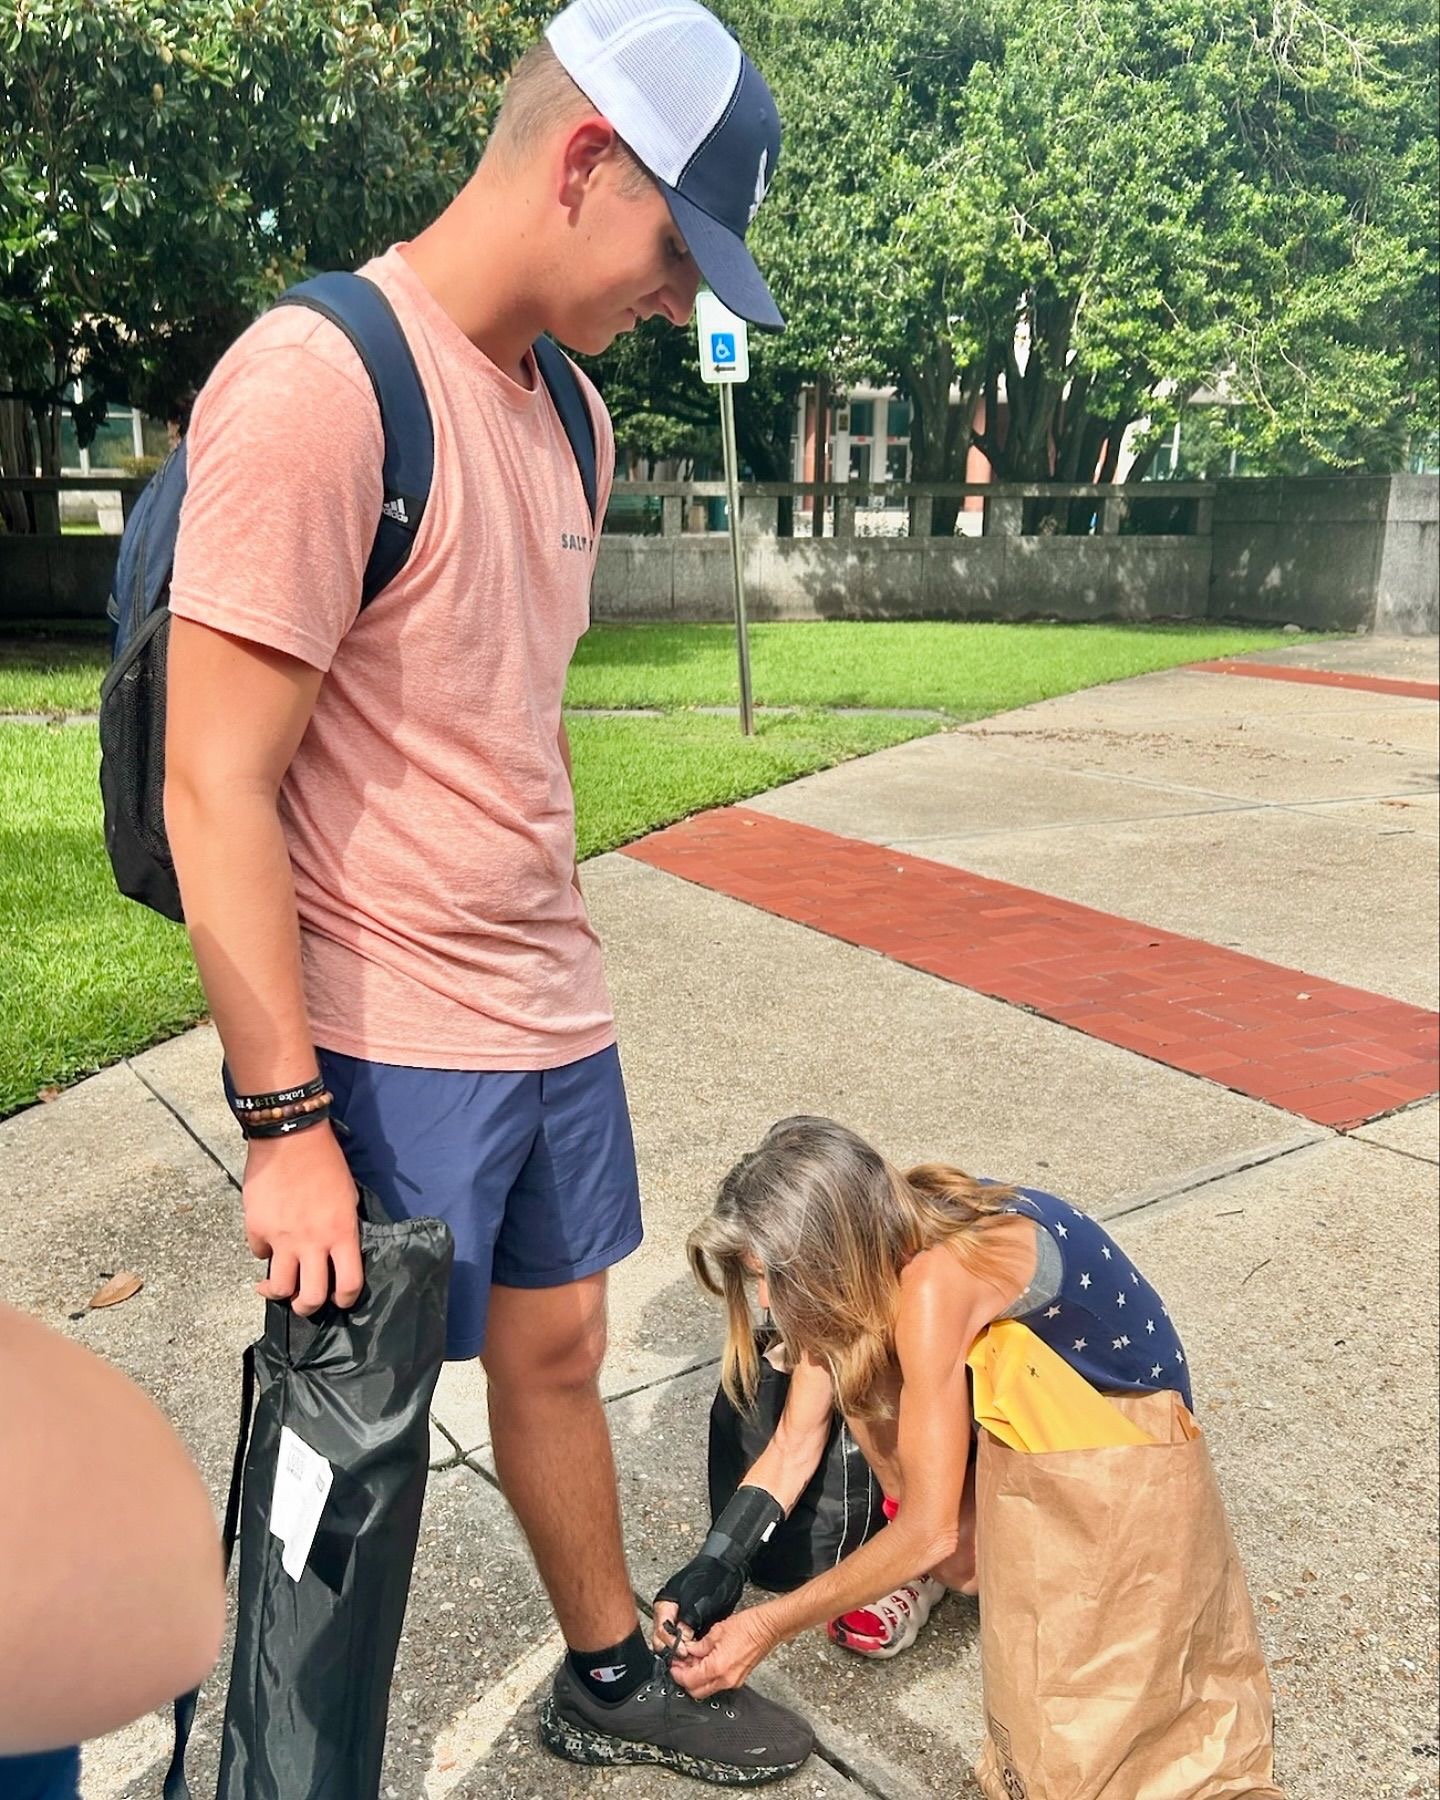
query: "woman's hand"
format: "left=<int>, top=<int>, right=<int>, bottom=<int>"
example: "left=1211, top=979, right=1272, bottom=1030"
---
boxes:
left=667, top=1606, right=780, bottom=1699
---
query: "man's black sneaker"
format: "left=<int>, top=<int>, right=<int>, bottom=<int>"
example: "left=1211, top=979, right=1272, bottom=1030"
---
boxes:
left=539, top=1651, right=814, bottom=1787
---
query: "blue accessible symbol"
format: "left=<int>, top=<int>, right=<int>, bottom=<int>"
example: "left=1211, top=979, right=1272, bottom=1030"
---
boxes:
left=711, top=332, right=736, bottom=368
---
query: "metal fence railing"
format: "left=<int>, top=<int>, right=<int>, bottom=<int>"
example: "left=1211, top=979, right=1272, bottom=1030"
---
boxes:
left=0, top=475, right=1221, bottom=542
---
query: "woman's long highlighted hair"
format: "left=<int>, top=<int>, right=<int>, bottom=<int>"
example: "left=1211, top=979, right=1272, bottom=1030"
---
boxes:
left=689, top=1116, right=1016, bottom=1422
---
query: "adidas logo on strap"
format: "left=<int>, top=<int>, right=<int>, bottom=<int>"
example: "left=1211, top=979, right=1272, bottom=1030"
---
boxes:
left=381, top=495, right=411, bottom=525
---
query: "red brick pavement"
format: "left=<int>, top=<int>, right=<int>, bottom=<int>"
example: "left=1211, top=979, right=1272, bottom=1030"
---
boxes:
left=624, top=807, right=1439, bottom=1131
left=1187, top=660, right=1439, bottom=701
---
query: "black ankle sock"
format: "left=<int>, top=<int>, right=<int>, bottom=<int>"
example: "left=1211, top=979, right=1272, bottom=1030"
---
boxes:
left=568, top=1625, right=652, bottom=1704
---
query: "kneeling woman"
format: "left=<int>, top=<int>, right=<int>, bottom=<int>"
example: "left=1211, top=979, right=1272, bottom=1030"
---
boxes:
left=653, top=1115, right=1192, bottom=1687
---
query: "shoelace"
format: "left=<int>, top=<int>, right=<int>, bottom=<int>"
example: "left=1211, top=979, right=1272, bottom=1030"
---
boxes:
left=652, top=1646, right=738, bottom=1718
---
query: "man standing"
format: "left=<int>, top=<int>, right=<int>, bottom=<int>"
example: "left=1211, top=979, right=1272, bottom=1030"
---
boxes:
left=164, top=0, right=811, bottom=1782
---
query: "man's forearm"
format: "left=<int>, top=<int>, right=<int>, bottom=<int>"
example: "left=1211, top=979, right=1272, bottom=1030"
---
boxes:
left=166, top=778, right=318, bottom=1091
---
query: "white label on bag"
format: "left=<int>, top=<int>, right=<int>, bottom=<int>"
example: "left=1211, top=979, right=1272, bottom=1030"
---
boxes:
left=270, top=1425, right=334, bottom=1582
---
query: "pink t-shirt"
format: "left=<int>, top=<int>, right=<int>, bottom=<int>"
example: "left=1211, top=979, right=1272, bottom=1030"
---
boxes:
left=169, top=247, right=617, bottom=1070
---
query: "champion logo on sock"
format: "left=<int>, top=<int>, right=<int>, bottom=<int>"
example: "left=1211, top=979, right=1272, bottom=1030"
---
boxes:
left=589, top=1662, right=629, bottom=1683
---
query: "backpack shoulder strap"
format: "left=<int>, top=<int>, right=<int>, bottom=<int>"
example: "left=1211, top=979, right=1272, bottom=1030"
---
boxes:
left=275, top=272, right=434, bottom=607
left=533, top=335, right=599, bottom=529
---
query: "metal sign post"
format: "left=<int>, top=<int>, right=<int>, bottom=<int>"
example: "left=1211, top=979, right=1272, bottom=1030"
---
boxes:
left=697, top=291, right=753, bottom=736
left=717, top=382, right=753, bottom=736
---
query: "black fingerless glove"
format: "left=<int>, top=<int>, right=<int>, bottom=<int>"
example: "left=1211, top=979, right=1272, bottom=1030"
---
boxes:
left=655, top=1485, right=785, bottom=1637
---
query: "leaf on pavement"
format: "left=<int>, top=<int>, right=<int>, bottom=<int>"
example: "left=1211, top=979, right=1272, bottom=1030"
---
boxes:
left=88, top=1271, right=143, bottom=1309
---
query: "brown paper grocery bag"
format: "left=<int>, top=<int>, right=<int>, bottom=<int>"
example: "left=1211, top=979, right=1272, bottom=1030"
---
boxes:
left=974, top=1388, right=1284, bottom=1800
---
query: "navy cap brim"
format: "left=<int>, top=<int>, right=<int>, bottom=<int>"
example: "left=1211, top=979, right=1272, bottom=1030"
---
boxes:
left=660, top=182, right=784, bottom=332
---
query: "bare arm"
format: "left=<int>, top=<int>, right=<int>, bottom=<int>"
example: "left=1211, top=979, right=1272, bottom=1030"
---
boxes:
left=165, top=617, right=362, bottom=1314
left=0, top=1303, right=225, bottom=1755
left=672, top=1253, right=995, bottom=1698
left=754, top=1279, right=978, bottom=1640
left=735, top=1350, right=836, bottom=1512
left=651, top=1352, right=835, bottom=1650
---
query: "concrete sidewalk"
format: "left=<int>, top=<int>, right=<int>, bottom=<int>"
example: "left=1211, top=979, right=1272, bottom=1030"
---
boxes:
left=1, top=636, right=1435, bottom=1800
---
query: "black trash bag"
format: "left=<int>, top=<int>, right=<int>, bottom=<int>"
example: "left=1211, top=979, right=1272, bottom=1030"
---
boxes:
left=707, top=1328, right=886, bottom=1593
left=166, top=1185, right=453, bottom=1800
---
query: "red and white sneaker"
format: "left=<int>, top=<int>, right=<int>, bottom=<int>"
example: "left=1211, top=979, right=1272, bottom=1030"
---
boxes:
left=826, top=1575, right=946, bottom=1659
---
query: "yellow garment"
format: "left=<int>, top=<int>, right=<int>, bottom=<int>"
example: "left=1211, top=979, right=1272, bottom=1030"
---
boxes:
left=966, top=1320, right=1158, bottom=1451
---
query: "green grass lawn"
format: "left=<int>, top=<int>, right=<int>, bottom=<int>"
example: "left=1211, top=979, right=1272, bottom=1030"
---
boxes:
left=566, top=620, right=1298, bottom=714
left=0, top=618, right=1294, bottom=719
left=566, top=707, right=934, bottom=859
left=0, top=709, right=931, bottom=1115
left=0, top=618, right=1294, bottom=1115
left=0, top=624, right=112, bottom=714
left=1, top=723, right=211, bottom=1115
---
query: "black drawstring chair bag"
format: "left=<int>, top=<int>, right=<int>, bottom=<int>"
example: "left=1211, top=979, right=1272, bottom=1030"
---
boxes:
left=166, top=1185, right=454, bottom=1800
left=708, top=1328, right=886, bottom=1592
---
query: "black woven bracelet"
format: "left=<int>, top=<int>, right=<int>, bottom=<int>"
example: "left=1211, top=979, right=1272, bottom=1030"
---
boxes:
left=230, top=1075, right=327, bottom=1116
left=241, top=1104, right=332, bottom=1142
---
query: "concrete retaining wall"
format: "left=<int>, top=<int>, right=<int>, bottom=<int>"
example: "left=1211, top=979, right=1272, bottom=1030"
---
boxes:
left=0, top=535, right=118, bottom=620
left=1374, top=476, right=1440, bottom=635
left=3, top=474, right=1436, bottom=632
left=1208, top=476, right=1391, bottom=633
left=592, top=533, right=1212, bottom=624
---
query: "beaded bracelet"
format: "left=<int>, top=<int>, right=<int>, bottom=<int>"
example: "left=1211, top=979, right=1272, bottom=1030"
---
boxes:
left=229, top=1074, right=326, bottom=1116
left=237, top=1090, right=334, bottom=1126
left=240, top=1103, right=333, bottom=1142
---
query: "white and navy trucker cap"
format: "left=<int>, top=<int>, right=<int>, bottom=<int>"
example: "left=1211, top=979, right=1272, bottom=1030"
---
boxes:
left=546, top=0, right=784, bottom=329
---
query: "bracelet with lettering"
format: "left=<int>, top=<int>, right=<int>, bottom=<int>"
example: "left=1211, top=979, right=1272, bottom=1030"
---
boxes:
left=240, top=1103, right=333, bottom=1142
left=237, top=1090, right=333, bottom=1126
left=229, top=1074, right=326, bottom=1116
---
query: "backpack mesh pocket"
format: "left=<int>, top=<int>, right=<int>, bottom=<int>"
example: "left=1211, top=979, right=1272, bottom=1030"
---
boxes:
left=99, top=604, right=181, bottom=917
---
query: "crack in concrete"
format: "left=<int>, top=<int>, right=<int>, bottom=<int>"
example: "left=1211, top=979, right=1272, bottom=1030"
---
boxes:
left=884, top=787, right=1438, bottom=850
left=1345, top=1135, right=1440, bottom=1170
left=1103, top=1130, right=1331, bottom=1222
left=957, top=731, right=1436, bottom=813
left=126, top=1059, right=242, bottom=1192
left=429, top=1416, right=467, bottom=1474
left=600, top=1355, right=722, bottom=1410
left=433, top=1356, right=726, bottom=1471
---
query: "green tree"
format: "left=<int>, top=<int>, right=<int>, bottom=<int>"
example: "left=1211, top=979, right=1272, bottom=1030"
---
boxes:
left=1200, top=0, right=1439, bottom=473
left=594, top=0, right=1437, bottom=525
left=0, top=0, right=542, bottom=526
left=582, top=315, right=807, bottom=489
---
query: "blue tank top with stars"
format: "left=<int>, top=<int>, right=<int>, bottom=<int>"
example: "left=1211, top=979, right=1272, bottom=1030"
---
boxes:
left=996, top=1186, right=1193, bottom=1410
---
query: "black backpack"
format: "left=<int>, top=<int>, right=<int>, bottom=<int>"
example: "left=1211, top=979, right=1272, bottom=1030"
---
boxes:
left=99, top=271, right=599, bottom=923
left=708, top=1329, right=887, bottom=1592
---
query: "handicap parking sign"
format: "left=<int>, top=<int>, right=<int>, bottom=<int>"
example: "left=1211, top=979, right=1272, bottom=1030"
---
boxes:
left=697, top=292, right=749, bottom=383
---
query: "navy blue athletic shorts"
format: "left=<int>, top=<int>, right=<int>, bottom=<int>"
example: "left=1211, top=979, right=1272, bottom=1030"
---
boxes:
left=0, top=1748, right=81, bottom=1800
left=318, top=1042, right=643, bottom=1361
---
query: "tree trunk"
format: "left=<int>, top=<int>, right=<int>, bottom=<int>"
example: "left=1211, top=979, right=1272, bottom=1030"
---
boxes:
left=1057, top=415, right=1110, bottom=533
left=1124, top=437, right=1161, bottom=484
left=986, top=290, right=1081, bottom=492
left=0, top=393, right=35, bottom=532
left=1095, top=423, right=1127, bottom=484
left=32, top=402, right=62, bottom=534
left=735, top=411, right=794, bottom=538
left=904, top=341, right=964, bottom=536
left=811, top=373, right=830, bottom=537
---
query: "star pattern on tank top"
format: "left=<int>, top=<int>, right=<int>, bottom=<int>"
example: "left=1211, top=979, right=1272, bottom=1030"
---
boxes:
left=998, top=1187, right=1192, bottom=1408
